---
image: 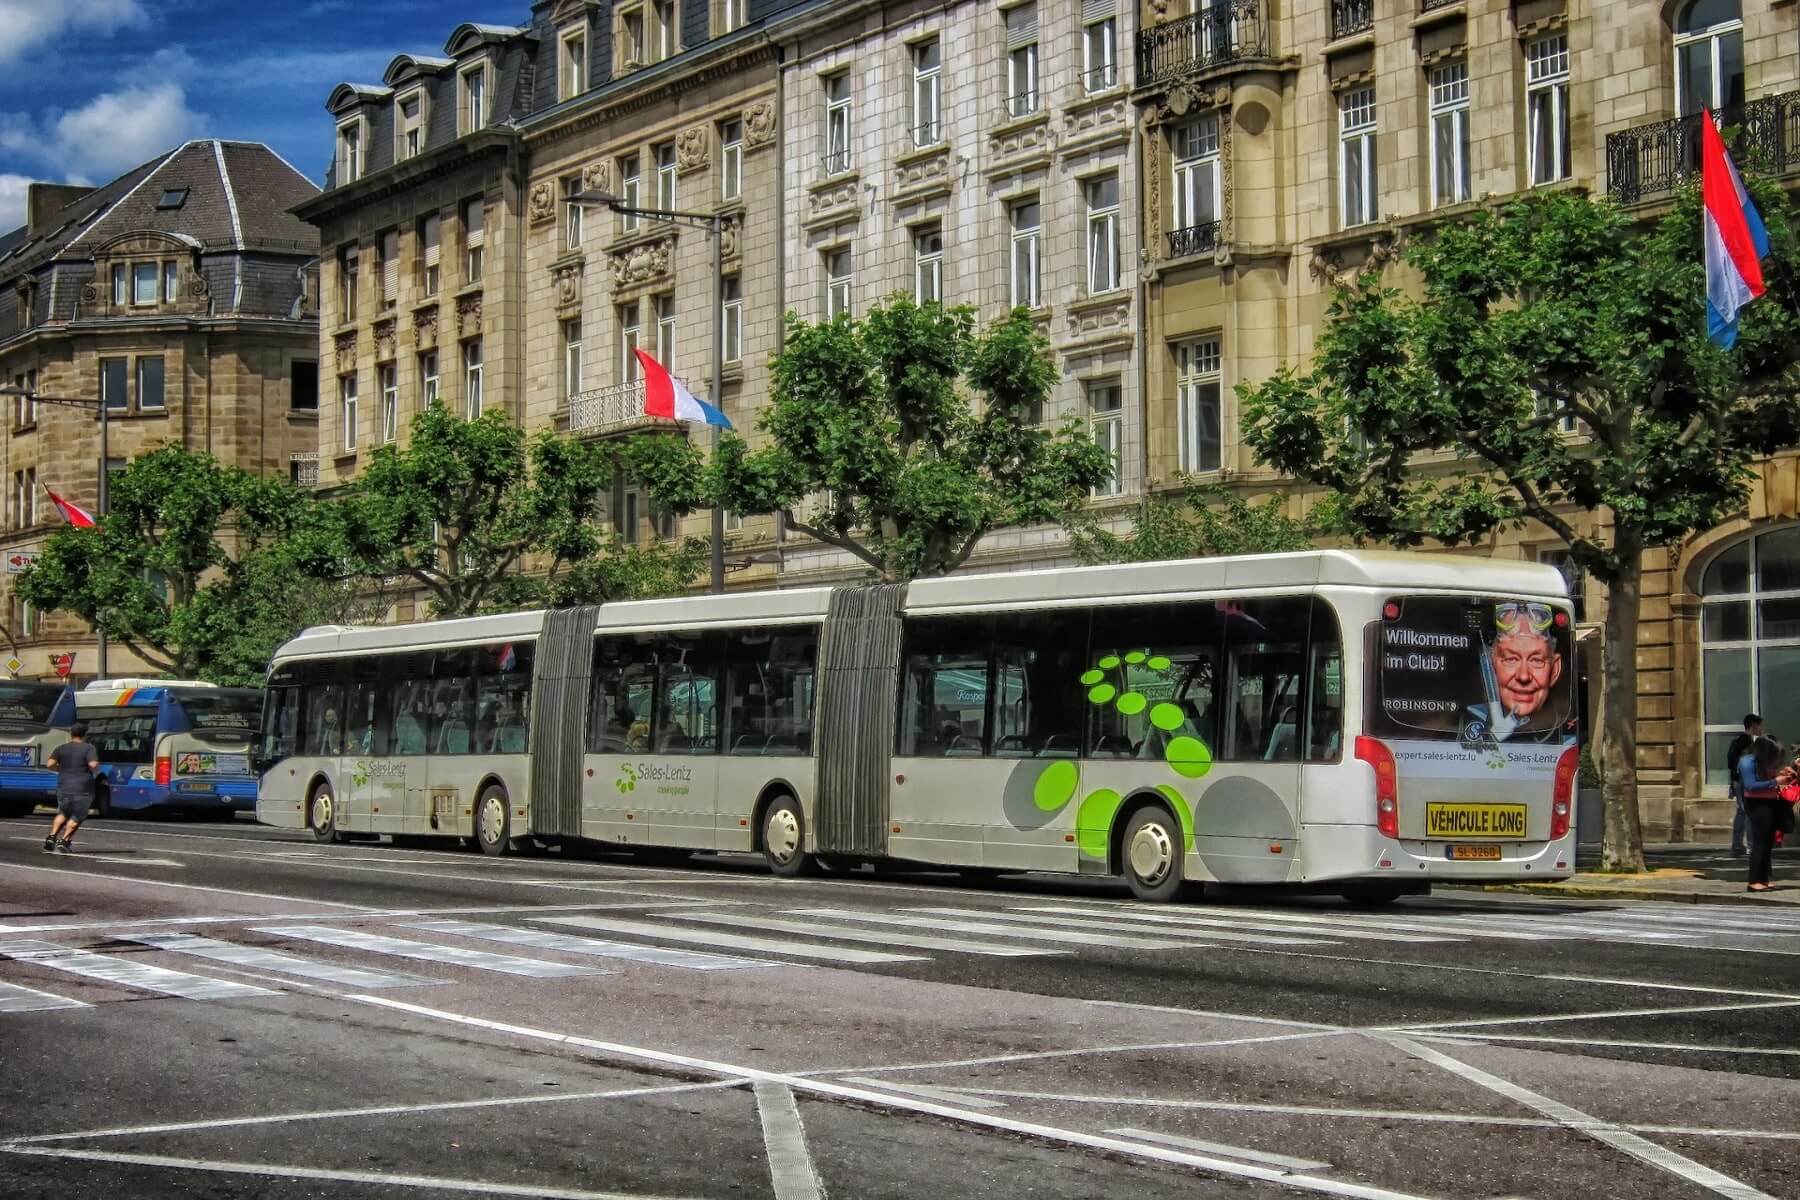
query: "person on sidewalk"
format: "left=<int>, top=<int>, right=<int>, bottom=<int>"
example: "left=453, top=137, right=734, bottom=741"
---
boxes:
left=44, top=721, right=100, bottom=855
left=1737, top=736, right=1785, bottom=892
left=1726, top=713, right=1763, bottom=856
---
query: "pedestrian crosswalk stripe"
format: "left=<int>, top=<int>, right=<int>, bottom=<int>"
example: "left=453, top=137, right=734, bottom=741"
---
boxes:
left=905, top=907, right=1333, bottom=948
left=1101, top=907, right=1569, bottom=942
left=1011, top=905, right=1456, bottom=945
left=0, top=979, right=87, bottom=1013
left=253, top=926, right=603, bottom=979
left=666, top=910, right=1062, bottom=957
left=533, top=915, right=927, bottom=964
left=0, top=939, right=277, bottom=1001
left=782, top=908, right=1195, bottom=951
left=404, top=920, right=767, bottom=971
left=123, top=933, right=441, bottom=990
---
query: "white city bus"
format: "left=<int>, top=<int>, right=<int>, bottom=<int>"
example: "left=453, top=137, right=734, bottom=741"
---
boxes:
left=256, top=551, right=1580, bottom=902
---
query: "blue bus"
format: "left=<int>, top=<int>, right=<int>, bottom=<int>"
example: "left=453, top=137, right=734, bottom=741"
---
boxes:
left=0, top=681, right=78, bottom=817
left=76, top=682, right=263, bottom=817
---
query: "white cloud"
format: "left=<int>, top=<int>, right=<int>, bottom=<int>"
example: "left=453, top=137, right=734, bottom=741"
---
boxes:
left=0, top=0, right=150, bottom=65
left=0, top=174, right=30, bottom=233
left=49, top=84, right=205, bottom=178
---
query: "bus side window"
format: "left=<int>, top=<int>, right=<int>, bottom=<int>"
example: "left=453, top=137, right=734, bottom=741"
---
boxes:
left=591, top=636, right=656, bottom=754
left=725, top=626, right=818, bottom=756
left=991, top=610, right=1086, bottom=759
left=898, top=617, right=990, bottom=757
left=1303, top=598, right=1345, bottom=762
left=1086, top=601, right=1220, bottom=761
left=430, top=650, right=476, bottom=755
left=1221, top=598, right=1310, bottom=762
left=302, top=676, right=343, bottom=757
left=261, top=686, right=300, bottom=766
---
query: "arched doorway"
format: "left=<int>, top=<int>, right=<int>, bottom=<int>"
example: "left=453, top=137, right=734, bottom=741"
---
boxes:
left=1699, top=525, right=1800, bottom=787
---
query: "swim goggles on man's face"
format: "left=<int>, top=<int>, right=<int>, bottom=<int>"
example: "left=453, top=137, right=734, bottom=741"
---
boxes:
left=1495, top=602, right=1554, bottom=633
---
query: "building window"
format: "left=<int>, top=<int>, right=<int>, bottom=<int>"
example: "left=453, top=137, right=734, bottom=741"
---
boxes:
left=719, top=120, right=743, bottom=201
left=1084, top=13, right=1117, bottom=93
left=655, top=142, right=677, bottom=213
left=1339, top=87, right=1378, bottom=228
left=111, top=264, right=126, bottom=306
left=136, top=356, right=165, bottom=411
left=619, top=154, right=641, bottom=233
left=563, top=175, right=584, bottom=250
left=618, top=5, right=645, bottom=67
left=1675, top=0, right=1744, bottom=116
left=20, top=597, right=37, bottom=638
left=912, top=38, right=942, bottom=147
left=398, top=94, right=425, bottom=160
left=718, top=0, right=747, bottom=34
left=1006, top=5, right=1039, bottom=119
left=1175, top=336, right=1223, bottom=474
left=340, top=375, right=358, bottom=452
left=561, top=27, right=587, bottom=100
left=163, top=260, right=179, bottom=303
left=653, top=0, right=676, bottom=61
left=419, top=351, right=439, bottom=406
left=419, top=213, right=441, bottom=297
left=133, top=262, right=158, bottom=306
left=463, top=198, right=484, bottom=283
left=1429, top=61, right=1472, bottom=207
left=1009, top=199, right=1040, bottom=309
left=1698, top=526, right=1800, bottom=785
left=1172, top=115, right=1222, bottom=242
left=824, top=74, right=852, bottom=174
left=463, top=340, right=483, bottom=419
left=656, top=294, right=676, bottom=369
left=337, top=121, right=363, bottom=183
left=721, top=275, right=742, bottom=362
left=1086, top=174, right=1120, bottom=294
left=101, top=357, right=129, bottom=410
left=339, top=245, right=359, bottom=320
left=825, top=248, right=853, bottom=319
left=462, top=66, right=488, bottom=133
left=378, top=228, right=399, bottom=308
left=914, top=225, right=944, bottom=304
left=291, top=360, right=319, bottom=411
left=1089, top=379, right=1124, bottom=496
left=564, top=319, right=584, bottom=398
left=380, top=363, right=398, bottom=443
left=1525, top=35, right=1571, bottom=187
left=619, top=303, right=642, bottom=382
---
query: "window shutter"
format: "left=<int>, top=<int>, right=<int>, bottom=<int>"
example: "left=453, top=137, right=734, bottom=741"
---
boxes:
left=1006, top=4, right=1037, bottom=47
left=423, top=215, right=441, bottom=267
left=1082, top=0, right=1115, bottom=20
left=382, top=231, right=399, bottom=295
left=465, top=203, right=484, bottom=246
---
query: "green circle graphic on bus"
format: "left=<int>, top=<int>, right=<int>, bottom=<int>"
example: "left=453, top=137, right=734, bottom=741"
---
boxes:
left=1079, top=669, right=1105, bottom=687
left=1165, top=736, right=1213, bottom=779
left=1115, top=691, right=1147, bottom=716
left=1087, top=682, right=1117, bottom=705
left=1156, top=784, right=1197, bottom=851
left=1150, top=702, right=1185, bottom=732
left=1076, top=788, right=1123, bottom=857
left=1033, top=760, right=1079, bottom=812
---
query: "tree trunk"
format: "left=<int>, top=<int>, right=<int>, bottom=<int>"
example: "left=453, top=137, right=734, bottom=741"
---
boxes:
left=1598, top=538, right=1647, bottom=873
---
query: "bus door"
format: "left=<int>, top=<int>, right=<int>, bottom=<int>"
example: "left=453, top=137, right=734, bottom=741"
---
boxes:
left=588, top=633, right=719, bottom=850
left=341, top=668, right=402, bottom=833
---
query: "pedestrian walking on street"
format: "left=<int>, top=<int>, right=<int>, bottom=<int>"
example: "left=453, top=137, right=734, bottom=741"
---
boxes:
left=44, top=721, right=100, bottom=855
left=1737, top=736, right=1786, bottom=892
left=1726, top=713, right=1763, bottom=856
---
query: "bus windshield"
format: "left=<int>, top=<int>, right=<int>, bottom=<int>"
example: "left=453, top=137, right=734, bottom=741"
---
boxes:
left=83, top=708, right=159, bottom=764
left=178, top=691, right=263, bottom=732
left=0, top=683, right=66, bottom=726
left=1370, top=595, right=1576, bottom=746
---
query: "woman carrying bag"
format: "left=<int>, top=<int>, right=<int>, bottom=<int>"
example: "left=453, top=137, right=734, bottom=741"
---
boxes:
left=1739, top=737, right=1787, bottom=893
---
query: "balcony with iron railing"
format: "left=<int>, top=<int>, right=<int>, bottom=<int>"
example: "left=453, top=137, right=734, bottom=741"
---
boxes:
left=1606, top=92, right=1800, bottom=205
left=1419, top=0, right=1461, bottom=11
left=290, top=453, right=319, bottom=488
left=1168, top=221, right=1223, bottom=260
left=567, top=378, right=685, bottom=437
left=1136, top=0, right=1266, bottom=90
left=1330, top=0, right=1374, bottom=39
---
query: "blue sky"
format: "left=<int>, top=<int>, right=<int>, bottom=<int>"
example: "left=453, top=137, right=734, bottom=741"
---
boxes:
left=0, top=0, right=528, bottom=230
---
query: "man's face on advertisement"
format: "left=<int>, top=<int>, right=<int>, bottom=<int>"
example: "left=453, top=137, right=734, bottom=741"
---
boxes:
left=1492, top=631, right=1561, bottom=718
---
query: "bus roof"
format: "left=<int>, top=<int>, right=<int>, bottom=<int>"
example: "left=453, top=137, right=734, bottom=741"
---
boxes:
left=77, top=685, right=261, bottom=707
left=269, top=550, right=1567, bottom=664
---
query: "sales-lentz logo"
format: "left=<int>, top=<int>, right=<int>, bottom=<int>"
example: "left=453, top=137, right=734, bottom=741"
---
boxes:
left=615, top=763, right=637, bottom=794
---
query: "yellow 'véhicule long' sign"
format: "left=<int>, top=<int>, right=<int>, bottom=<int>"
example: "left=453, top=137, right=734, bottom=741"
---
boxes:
left=1425, top=802, right=1529, bottom=838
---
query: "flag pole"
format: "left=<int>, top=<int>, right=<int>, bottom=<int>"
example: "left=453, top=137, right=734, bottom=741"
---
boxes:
left=97, top=398, right=108, bottom=679
left=709, top=214, right=725, bottom=595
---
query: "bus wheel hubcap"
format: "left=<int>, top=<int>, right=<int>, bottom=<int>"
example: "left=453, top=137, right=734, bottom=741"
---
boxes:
left=312, top=793, right=332, bottom=830
left=1129, top=823, right=1174, bottom=886
left=480, top=798, right=504, bottom=844
left=767, top=808, right=799, bottom=863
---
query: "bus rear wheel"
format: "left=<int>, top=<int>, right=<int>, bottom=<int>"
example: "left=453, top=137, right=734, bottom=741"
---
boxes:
left=309, top=784, right=344, bottom=844
left=1340, top=883, right=1406, bottom=908
left=474, top=787, right=511, bottom=857
left=761, top=796, right=813, bottom=878
left=1121, top=806, right=1184, bottom=903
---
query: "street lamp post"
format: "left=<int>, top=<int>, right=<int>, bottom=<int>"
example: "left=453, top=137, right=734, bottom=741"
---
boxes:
left=0, top=386, right=110, bottom=677
left=570, top=190, right=728, bottom=595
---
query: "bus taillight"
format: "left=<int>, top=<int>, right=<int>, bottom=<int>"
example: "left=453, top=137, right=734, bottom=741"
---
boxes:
left=1356, top=736, right=1400, bottom=839
left=1551, top=745, right=1578, bottom=840
left=155, top=756, right=172, bottom=787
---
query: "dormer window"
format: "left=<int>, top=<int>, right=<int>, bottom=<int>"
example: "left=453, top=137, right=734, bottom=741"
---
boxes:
left=337, top=120, right=364, bottom=183
left=561, top=27, right=587, bottom=99
left=462, top=64, right=488, bottom=133
left=617, top=6, right=644, bottom=69
left=156, top=188, right=188, bottom=210
left=396, top=93, right=425, bottom=160
left=133, top=263, right=158, bottom=305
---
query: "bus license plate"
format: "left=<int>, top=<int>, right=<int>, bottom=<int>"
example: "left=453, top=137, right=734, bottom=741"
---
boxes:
left=1425, top=802, right=1528, bottom=839
left=1448, top=844, right=1503, bottom=861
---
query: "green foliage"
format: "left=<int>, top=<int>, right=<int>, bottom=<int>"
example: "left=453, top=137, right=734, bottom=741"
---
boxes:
left=625, top=299, right=1112, bottom=580
left=17, top=446, right=342, bottom=681
left=1066, top=485, right=1327, bottom=565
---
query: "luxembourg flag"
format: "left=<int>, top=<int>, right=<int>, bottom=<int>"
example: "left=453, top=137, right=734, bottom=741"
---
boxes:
left=1702, top=109, right=1771, bottom=348
left=42, top=487, right=95, bottom=528
left=635, top=349, right=732, bottom=429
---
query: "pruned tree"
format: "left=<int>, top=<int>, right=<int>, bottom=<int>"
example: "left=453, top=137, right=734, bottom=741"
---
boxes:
left=1065, top=484, right=1327, bottom=565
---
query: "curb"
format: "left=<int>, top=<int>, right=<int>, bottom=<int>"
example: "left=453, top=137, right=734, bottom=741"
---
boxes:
left=1453, top=882, right=1797, bottom=906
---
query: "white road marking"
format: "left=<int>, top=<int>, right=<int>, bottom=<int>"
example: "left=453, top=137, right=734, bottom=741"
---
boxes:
left=1388, top=997, right=1800, bottom=1033
left=533, top=915, right=926, bottom=964
left=782, top=908, right=1193, bottom=950
left=0, top=860, right=370, bottom=910
left=346, top=994, right=1441, bottom=1200
left=404, top=920, right=765, bottom=971
left=666, top=910, right=1060, bottom=957
left=0, top=979, right=87, bottom=1013
left=77, top=856, right=185, bottom=868
left=754, top=1082, right=825, bottom=1200
left=1169, top=907, right=1568, bottom=941
left=122, top=933, right=441, bottom=990
left=824, top=1030, right=1348, bottom=1078
left=908, top=906, right=1331, bottom=947
left=1108, top=1127, right=1332, bottom=1173
left=0, top=899, right=729, bottom=936
left=0, top=939, right=276, bottom=1001
left=1012, top=905, right=1456, bottom=944
left=0, top=1147, right=689, bottom=1200
left=1412, top=1030, right=1800, bottom=1057
left=837, top=1076, right=1007, bottom=1108
left=253, top=926, right=603, bottom=978
left=1380, top=1034, right=1776, bottom=1200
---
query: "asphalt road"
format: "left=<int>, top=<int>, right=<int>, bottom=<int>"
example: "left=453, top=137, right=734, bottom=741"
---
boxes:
left=0, top=814, right=1796, bottom=1200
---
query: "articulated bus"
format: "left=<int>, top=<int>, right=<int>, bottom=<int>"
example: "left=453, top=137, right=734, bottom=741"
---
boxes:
left=256, top=551, right=1580, bottom=902
left=78, top=681, right=263, bottom=817
left=0, top=682, right=78, bottom=817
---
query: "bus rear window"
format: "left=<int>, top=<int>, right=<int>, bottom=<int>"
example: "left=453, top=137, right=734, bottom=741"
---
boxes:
left=179, top=693, right=263, bottom=731
left=1370, top=595, right=1576, bottom=746
left=83, top=709, right=159, bottom=764
left=0, top=683, right=65, bottom=725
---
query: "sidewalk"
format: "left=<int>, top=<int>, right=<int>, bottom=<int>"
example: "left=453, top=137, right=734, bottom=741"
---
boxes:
left=1458, top=843, right=1800, bottom=905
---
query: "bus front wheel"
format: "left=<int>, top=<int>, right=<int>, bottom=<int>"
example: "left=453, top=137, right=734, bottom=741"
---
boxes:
left=93, top=787, right=110, bottom=820
left=761, top=796, right=813, bottom=878
left=309, top=785, right=344, bottom=844
left=474, top=787, right=511, bottom=857
left=1121, top=806, right=1184, bottom=903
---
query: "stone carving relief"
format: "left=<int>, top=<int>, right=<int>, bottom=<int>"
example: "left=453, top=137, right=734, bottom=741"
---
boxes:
left=581, top=159, right=610, bottom=196
left=334, top=331, right=358, bottom=374
left=808, top=178, right=859, bottom=217
left=455, top=293, right=483, bottom=337
left=188, top=270, right=209, bottom=299
left=1064, top=96, right=1127, bottom=141
left=79, top=282, right=98, bottom=309
left=1066, top=297, right=1133, bottom=342
left=990, top=120, right=1047, bottom=163
left=894, top=151, right=948, bottom=193
left=610, top=238, right=672, bottom=289
left=719, top=215, right=740, bottom=263
left=1140, top=91, right=1234, bottom=264
left=528, top=180, right=556, bottom=225
left=676, top=125, right=709, bottom=173
left=414, top=306, right=439, bottom=347
left=1307, top=230, right=1403, bottom=288
left=373, top=318, right=397, bottom=360
left=553, top=261, right=582, bottom=308
left=743, top=99, right=777, bottom=150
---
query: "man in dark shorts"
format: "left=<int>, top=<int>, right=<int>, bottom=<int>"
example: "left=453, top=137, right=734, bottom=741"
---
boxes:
left=45, top=721, right=100, bottom=854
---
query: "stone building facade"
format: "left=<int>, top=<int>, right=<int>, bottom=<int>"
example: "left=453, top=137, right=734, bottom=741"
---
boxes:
left=0, top=143, right=321, bottom=684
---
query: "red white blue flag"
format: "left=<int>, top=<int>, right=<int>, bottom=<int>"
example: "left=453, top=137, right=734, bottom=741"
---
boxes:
left=42, top=487, right=95, bottom=528
left=1702, top=109, right=1771, bottom=348
left=635, top=349, right=732, bottom=429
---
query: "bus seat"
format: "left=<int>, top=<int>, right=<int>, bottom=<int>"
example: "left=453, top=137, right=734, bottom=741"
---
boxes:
left=945, top=736, right=982, bottom=757
left=1095, top=734, right=1135, bottom=758
left=494, top=721, right=526, bottom=753
left=438, top=721, right=471, bottom=755
left=393, top=713, right=426, bottom=754
left=995, top=734, right=1033, bottom=757
left=732, top=733, right=768, bottom=754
